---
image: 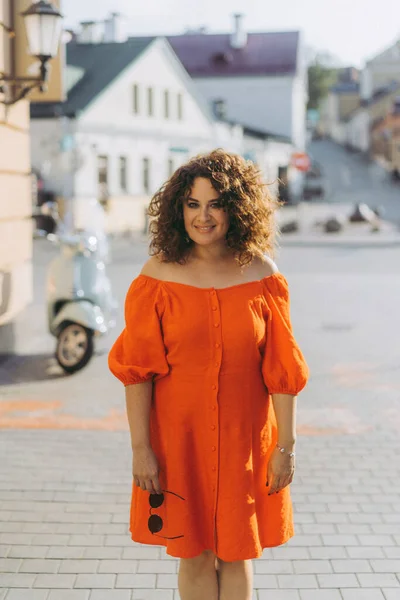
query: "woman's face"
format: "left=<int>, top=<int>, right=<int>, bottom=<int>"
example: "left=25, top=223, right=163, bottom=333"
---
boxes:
left=183, top=177, right=229, bottom=247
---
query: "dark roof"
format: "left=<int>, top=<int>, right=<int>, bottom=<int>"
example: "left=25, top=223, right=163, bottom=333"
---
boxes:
left=31, top=37, right=154, bottom=118
left=165, top=31, right=299, bottom=77
left=242, top=124, right=291, bottom=143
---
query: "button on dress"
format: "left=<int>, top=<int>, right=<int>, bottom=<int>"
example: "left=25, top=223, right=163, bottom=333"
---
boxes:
left=108, top=272, right=309, bottom=561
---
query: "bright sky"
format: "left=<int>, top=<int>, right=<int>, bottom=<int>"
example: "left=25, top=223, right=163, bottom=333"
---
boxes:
left=64, top=0, right=400, bottom=68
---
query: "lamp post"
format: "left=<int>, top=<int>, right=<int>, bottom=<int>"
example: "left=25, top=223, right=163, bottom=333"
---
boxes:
left=0, top=1, right=63, bottom=105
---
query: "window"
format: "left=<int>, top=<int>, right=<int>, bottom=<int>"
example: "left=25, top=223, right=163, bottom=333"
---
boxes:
left=97, top=155, right=108, bottom=200
left=133, top=84, right=139, bottom=114
left=143, top=157, right=150, bottom=193
left=177, top=93, right=183, bottom=120
left=164, top=90, right=170, bottom=119
left=168, top=158, right=174, bottom=177
left=119, top=156, right=128, bottom=192
left=147, top=87, right=154, bottom=116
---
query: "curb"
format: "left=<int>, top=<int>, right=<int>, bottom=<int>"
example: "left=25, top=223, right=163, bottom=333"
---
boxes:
left=280, top=234, right=400, bottom=248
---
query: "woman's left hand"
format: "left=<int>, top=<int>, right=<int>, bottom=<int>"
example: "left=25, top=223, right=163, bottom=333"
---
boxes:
left=266, top=446, right=295, bottom=495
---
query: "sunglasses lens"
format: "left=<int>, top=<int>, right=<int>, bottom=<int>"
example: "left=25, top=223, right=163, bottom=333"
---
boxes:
left=148, top=514, right=163, bottom=533
left=149, top=493, right=164, bottom=509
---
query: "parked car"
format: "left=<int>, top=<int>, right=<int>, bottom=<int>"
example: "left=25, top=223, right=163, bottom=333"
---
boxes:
left=302, top=161, right=326, bottom=200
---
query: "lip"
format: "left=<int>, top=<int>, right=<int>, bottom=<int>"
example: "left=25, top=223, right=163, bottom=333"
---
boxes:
left=194, top=225, right=216, bottom=232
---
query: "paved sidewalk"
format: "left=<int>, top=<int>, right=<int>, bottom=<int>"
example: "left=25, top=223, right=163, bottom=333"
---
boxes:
left=1, top=240, right=400, bottom=599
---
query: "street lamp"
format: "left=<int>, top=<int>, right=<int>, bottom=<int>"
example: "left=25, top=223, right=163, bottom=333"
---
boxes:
left=0, top=1, right=63, bottom=106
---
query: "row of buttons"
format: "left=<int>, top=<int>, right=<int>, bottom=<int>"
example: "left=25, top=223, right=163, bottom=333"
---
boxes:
left=210, top=289, right=221, bottom=500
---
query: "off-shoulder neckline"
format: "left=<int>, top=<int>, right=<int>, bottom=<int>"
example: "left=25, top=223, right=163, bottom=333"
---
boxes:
left=138, top=271, right=284, bottom=292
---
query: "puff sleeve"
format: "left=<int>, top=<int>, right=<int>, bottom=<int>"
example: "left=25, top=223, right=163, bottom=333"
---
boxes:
left=261, top=273, right=309, bottom=396
left=108, top=276, right=169, bottom=386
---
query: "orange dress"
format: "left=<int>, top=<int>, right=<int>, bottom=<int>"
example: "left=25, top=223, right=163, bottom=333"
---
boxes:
left=108, top=272, right=308, bottom=561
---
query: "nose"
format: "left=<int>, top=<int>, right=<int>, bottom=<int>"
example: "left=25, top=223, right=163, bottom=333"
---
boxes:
left=199, top=205, right=211, bottom=222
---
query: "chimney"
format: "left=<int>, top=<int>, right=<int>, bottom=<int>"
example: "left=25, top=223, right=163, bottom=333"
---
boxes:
left=230, top=14, right=247, bottom=49
left=103, top=12, right=127, bottom=43
left=78, top=21, right=103, bottom=44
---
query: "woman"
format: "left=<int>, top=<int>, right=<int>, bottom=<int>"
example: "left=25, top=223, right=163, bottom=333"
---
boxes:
left=108, top=149, right=309, bottom=600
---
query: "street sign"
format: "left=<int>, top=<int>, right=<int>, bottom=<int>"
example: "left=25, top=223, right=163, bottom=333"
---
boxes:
left=291, top=152, right=311, bottom=172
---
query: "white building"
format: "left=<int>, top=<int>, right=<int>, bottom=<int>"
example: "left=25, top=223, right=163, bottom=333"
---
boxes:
left=168, top=15, right=308, bottom=151
left=360, top=38, right=400, bottom=101
left=31, top=25, right=300, bottom=234
left=31, top=34, right=234, bottom=233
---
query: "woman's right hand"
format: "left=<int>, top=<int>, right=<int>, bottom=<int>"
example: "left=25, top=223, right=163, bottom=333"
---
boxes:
left=132, top=445, right=162, bottom=494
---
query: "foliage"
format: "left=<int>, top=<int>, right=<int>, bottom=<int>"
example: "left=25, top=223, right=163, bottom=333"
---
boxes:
left=307, top=58, right=338, bottom=110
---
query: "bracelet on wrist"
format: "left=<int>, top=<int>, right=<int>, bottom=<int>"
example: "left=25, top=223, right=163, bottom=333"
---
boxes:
left=276, top=443, right=296, bottom=458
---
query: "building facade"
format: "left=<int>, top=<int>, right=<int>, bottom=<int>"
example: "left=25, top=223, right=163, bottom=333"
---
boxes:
left=167, top=17, right=308, bottom=151
left=0, top=0, right=63, bottom=354
left=31, top=30, right=298, bottom=235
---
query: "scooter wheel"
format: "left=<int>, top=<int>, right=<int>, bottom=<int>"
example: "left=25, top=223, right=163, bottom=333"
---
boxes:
left=56, top=322, right=94, bottom=374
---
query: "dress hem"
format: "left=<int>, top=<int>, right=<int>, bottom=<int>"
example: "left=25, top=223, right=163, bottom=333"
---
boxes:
left=130, top=530, right=296, bottom=561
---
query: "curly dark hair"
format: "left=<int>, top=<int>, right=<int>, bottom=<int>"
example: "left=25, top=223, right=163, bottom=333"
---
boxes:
left=147, top=148, right=282, bottom=266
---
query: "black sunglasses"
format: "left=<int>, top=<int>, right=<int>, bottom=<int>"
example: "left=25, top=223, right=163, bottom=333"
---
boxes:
left=148, top=490, right=185, bottom=540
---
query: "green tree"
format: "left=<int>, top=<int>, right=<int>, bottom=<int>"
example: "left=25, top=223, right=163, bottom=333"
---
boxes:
left=307, top=60, right=338, bottom=110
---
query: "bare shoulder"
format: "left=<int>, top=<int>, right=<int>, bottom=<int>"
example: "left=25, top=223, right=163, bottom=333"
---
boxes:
left=254, top=255, right=279, bottom=278
left=140, top=255, right=167, bottom=279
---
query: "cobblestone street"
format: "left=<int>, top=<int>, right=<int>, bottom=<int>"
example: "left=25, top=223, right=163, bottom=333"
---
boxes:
left=1, top=230, right=400, bottom=599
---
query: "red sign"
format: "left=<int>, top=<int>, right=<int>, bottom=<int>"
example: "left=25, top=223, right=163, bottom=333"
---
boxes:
left=291, top=153, right=311, bottom=172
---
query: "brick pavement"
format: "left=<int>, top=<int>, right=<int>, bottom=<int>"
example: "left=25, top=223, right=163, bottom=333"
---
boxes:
left=1, top=239, right=400, bottom=599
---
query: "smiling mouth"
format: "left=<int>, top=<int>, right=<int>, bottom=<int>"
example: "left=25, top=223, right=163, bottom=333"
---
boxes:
left=195, top=226, right=216, bottom=232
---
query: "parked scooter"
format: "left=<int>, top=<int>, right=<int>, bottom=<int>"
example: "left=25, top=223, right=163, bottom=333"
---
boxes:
left=41, top=203, right=117, bottom=373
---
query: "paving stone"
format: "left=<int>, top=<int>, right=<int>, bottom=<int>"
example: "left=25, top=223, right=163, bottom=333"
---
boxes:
left=271, top=547, right=310, bottom=559
left=255, top=560, right=293, bottom=574
left=74, top=574, right=116, bottom=588
left=46, top=548, right=84, bottom=560
left=19, top=560, right=60, bottom=574
left=308, top=547, right=347, bottom=560
left=347, top=547, right=386, bottom=559
left=48, top=593, right=90, bottom=600
left=5, top=591, right=50, bottom=600
left=299, top=592, right=342, bottom=600
left=357, top=573, right=400, bottom=587
left=122, top=547, right=160, bottom=560
left=33, top=574, right=76, bottom=588
left=258, top=592, right=300, bottom=600
left=382, top=590, right=400, bottom=599
left=0, top=558, right=21, bottom=573
left=292, top=561, right=332, bottom=574
left=341, top=590, right=385, bottom=599
left=317, top=574, right=359, bottom=587
left=82, top=548, right=122, bottom=560
left=133, top=592, right=173, bottom=600
left=0, top=573, right=36, bottom=587
left=97, top=560, right=138, bottom=574
left=68, top=536, right=104, bottom=547
left=277, top=575, right=319, bottom=589
left=370, top=560, right=400, bottom=573
left=31, top=536, right=70, bottom=547
left=89, top=592, right=131, bottom=600
left=331, top=559, right=372, bottom=573
left=155, top=574, right=178, bottom=589
left=138, top=561, right=176, bottom=574
left=115, top=574, right=156, bottom=588
left=59, top=560, right=99, bottom=574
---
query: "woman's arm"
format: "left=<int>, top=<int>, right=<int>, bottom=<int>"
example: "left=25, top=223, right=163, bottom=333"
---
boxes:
left=271, top=393, right=297, bottom=448
left=266, top=394, right=297, bottom=495
left=125, top=382, right=162, bottom=494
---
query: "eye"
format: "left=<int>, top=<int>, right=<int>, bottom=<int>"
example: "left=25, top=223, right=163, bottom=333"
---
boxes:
left=187, top=202, right=198, bottom=208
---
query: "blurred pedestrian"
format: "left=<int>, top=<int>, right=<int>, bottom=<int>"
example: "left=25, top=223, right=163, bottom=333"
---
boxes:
left=108, top=149, right=309, bottom=600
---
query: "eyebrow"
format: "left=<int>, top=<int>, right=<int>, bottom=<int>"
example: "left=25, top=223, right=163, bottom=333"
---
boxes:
left=187, top=197, right=221, bottom=203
